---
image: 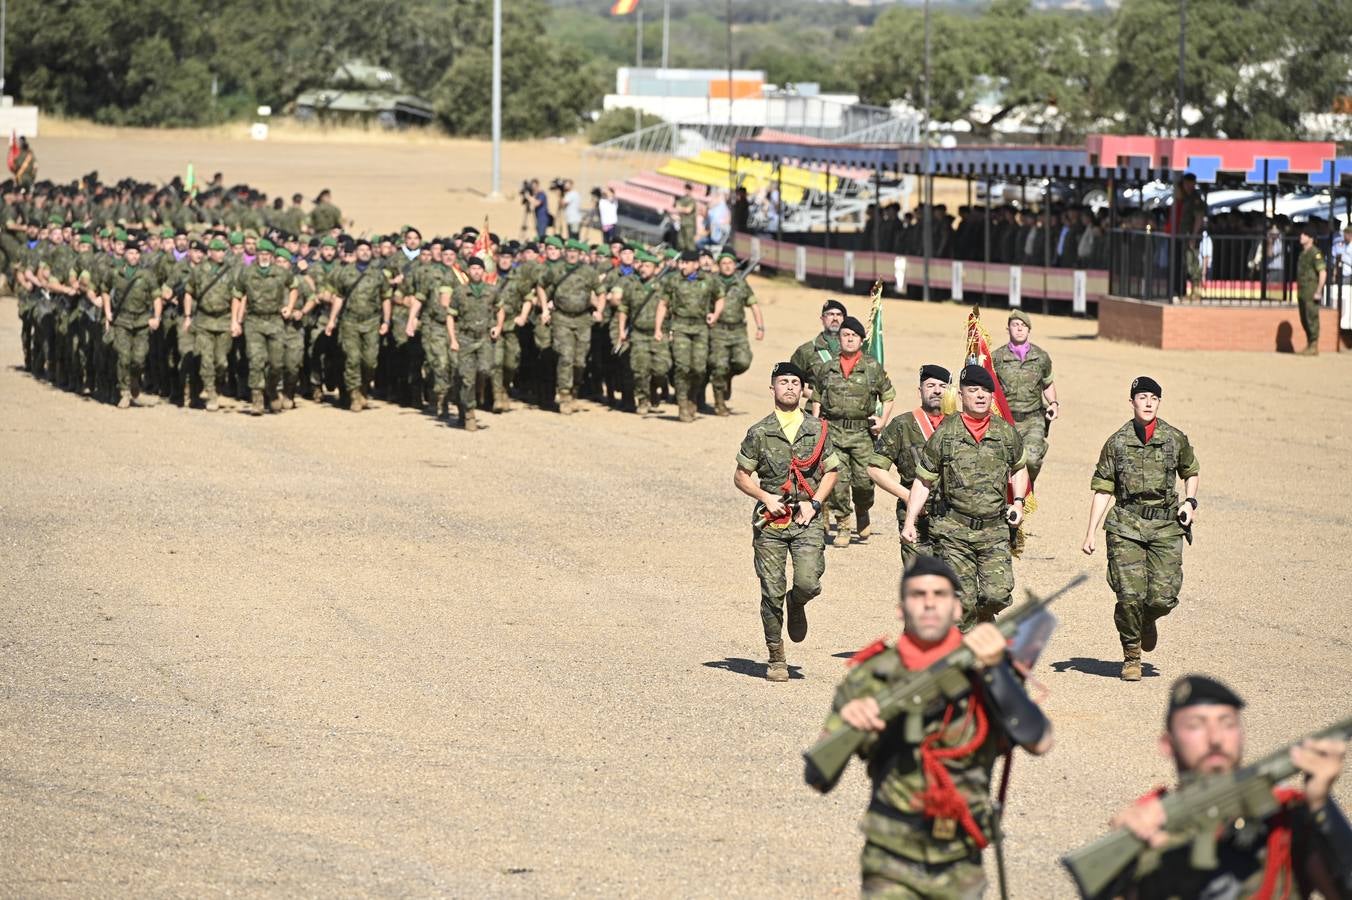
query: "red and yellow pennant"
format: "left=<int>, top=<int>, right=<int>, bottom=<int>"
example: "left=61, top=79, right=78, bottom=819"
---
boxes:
left=610, top=0, right=639, bottom=15
left=471, top=217, right=497, bottom=284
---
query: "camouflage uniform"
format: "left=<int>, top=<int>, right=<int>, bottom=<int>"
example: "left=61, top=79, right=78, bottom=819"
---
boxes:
left=449, top=279, right=500, bottom=415
left=662, top=271, right=723, bottom=417
left=109, top=261, right=160, bottom=400
left=812, top=355, right=896, bottom=536
left=187, top=258, right=237, bottom=405
left=674, top=194, right=698, bottom=252
left=616, top=270, right=669, bottom=413
left=710, top=274, right=757, bottom=408
left=821, top=647, right=1005, bottom=899
left=1090, top=419, right=1199, bottom=650
left=305, top=256, right=342, bottom=398
left=872, top=410, right=943, bottom=567
left=736, top=413, right=842, bottom=648
left=281, top=270, right=312, bottom=404
left=790, top=331, right=841, bottom=392
left=990, top=343, right=1053, bottom=484
left=915, top=415, right=1026, bottom=629
left=234, top=261, right=293, bottom=402
left=324, top=262, right=390, bottom=402
left=544, top=261, right=600, bottom=406
left=1297, top=242, right=1326, bottom=349
left=493, top=264, right=534, bottom=407
left=413, top=263, right=452, bottom=412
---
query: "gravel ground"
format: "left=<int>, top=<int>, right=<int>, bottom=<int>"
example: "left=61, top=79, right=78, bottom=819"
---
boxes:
left=2, top=134, right=1350, bottom=898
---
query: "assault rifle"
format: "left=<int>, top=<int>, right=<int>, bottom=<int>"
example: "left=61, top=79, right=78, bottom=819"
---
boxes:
left=803, top=574, right=1084, bottom=793
left=1061, top=715, right=1352, bottom=899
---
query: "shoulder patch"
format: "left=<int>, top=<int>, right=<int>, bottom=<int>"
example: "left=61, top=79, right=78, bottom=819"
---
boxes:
left=847, top=637, right=889, bottom=667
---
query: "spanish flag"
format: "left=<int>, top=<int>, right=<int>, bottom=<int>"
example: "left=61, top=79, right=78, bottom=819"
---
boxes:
left=611, top=0, right=639, bottom=15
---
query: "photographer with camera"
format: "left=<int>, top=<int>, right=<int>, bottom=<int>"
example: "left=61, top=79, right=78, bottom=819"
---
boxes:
left=521, top=179, right=550, bottom=239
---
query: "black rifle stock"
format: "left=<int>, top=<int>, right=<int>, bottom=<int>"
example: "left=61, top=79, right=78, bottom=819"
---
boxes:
left=802, top=574, right=1085, bottom=794
left=1061, top=715, right=1352, bottom=900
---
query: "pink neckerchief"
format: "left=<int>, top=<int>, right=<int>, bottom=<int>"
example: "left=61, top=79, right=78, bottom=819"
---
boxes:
left=1007, top=341, right=1030, bottom=362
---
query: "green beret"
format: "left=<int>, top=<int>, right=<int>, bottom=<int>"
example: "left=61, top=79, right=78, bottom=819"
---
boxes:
left=273, top=248, right=292, bottom=261
left=591, top=243, right=606, bottom=253
left=98, top=228, right=111, bottom=238
left=1008, top=309, right=1031, bottom=327
left=663, top=248, right=680, bottom=260
left=371, top=234, right=385, bottom=244
left=114, top=229, right=129, bottom=241
left=228, top=231, right=244, bottom=246
left=160, top=227, right=175, bottom=238
left=543, top=236, right=564, bottom=249
left=208, top=238, right=228, bottom=251
left=48, top=214, right=64, bottom=226
left=718, top=252, right=737, bottom=262
left=77, top=233, right=95, bottom=245
left=634, top=250, right=659, bottom=264
left=257, top=238, right=275, bottom=253
left=319, top=235, right=338, bottom=248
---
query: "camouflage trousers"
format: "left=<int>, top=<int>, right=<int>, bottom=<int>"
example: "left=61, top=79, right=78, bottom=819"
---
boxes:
left=385, top=308, right=423, bottom=406
left=708, top=323, right=752, bottom=395
left=113, top=322, right=151, bottom=393
left=825, top=425, right=876, bottom=524
left=493, top=330, right=521, bottom=404
left=931, top=516, right=1013, bottom=631
left=1106, top=529, right=1182, bottom=649
left=628, top=328, right=671, bottom=409
left=245, top=316, right=284, bottom=394
left=422, top=321, right=453, bottom=404
left=195, top=316, right=232, bottom=396
left=898, top=505, right=934, bottom=569
left=669, top=321, right=709, bottom=406
left=860, top=844, right=986, bottom=900
left=282, top=321, right=305, bottom=396
left=752, top=519, right=827, bottom=644
left=1299, top=293, right=1320, bottom=346
left=551, top=311, right=591, bottom=396
left=306, top=321, right=338, bottom=394
left=457, top=334, right=493, bottom=412
left=339, top=315, right=380, bottom=396
left=1011, top=413, right=1047, bottom=485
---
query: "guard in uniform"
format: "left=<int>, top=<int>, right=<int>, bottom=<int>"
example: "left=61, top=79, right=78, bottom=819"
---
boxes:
left=654, top=250, right=724, bottom=423
left=109, top=242, right=164, bottom=409
left=1081, top=376, right=1199, bottom=681
left=813, top=555, right=1052, bottom=898
left=1095, top=675, right=1351, bottom=899
left=902, top=366, right=1029, bottom=631
left=541, top=239, right=602, bottom=414
left=1296, top=225, right=1326, bottom=356
left=446, top=256, right=503, bottom=432
left=810, top=315, right=896, bottom=548
left=733, top=362, right=841, bottom=682
left=869, top=365, right=949, bottom=568
left=990, top=310, right=1058, bottom=486
left=790, top=299, right=846, bottom=398
left=614, top=250, right=668, bottom=415
left=709, top=251, right=763, bottom=416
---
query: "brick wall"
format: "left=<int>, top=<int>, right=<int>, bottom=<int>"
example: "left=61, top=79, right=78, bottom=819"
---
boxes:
left=1099, top=296, right=1341, bottom=352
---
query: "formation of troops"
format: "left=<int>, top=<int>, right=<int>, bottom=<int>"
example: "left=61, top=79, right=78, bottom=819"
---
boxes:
left=735, top=303, right=1350, bottom=898
left=8, top=172, right=766, bottom=430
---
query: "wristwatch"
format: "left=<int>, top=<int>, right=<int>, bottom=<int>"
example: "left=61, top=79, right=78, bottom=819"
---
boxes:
left=809, top=499, right=822, bottom=513
left=1185, top=497, right=1198, bottom=509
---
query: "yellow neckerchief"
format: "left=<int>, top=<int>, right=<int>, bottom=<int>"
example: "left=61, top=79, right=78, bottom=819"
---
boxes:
left=775, top=408, right=804, bottom=442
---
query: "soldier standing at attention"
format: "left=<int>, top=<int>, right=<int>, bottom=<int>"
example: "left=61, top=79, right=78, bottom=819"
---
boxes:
left=902, top=365, right=1029, bottom=631
left=231, top=239, right=295, bottom=416
left=790, top=299, right=846, bottom=400
left=1296, top=225, right=1327, bottom=356
left=1081, top=376, right=1199, bottom=682
left=869, top=365, right=949, bottom=568
left=654, top=249, right=724, bottom=423
left=445, top=256, right=503, bottom=433
left=813, top=555, right=1052, bottom=898
left=709, top=251, right=763, bottom=416
left=674, top=183, right=698, bottom=252
left=810, top=315, right=896, bottom=548
left=1094, top=675, right=1350, bottom=898
left=990, top=310, right=1058, bottom=486
left=734, top=362, right=840, bottom=682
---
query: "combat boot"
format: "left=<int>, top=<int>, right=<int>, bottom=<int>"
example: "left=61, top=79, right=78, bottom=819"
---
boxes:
left=766, top=641, right=789, bottom=683
left=350, top=391, right=366, bottom=412
left=1301, top=343, right=1319, bottom=356
left=310, top=387, right=323, bottom=403
left=1142, top=615, right=1159, bottom=653
left=204, top=389, right=220, bottom=412
left=250, top=389, right=265, bottom=416
left=787, top=594, right=809, bottom=643
left=433, top=391, right=447, bottom=418
left=464, top=409, right=479, bottom=432
left=713, top=387, right=730, bottom=417
left=269, top=395, right=284, bottom=413
left=1121, top=645, right=1142, bottom=682
left=558, top=390, right=576, bottom=415
left=117, top=390, right=131, bottom=409
left=182, top=381, right=193, bottom=408
left=678, top=399, right=695, bottom=423
left=833, top=515, right=853, bottom=548
left=856, top=508, right=871, bottom=541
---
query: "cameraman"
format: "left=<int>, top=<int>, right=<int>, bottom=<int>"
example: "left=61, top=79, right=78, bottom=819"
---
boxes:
left=525, top=179, right=550, bottom=239
left=560, top=179, right=583, bottom=240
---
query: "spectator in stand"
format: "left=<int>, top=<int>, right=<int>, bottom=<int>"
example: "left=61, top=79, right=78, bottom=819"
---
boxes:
left=732, top=186, right=750, bottom=235
left=597, top=187, right=619, bottom=244
left=699, top=190, right=731, bottom=251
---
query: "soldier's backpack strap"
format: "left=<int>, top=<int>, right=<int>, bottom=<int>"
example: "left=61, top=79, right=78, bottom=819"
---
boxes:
left=816, top=346, right=833, bottom=363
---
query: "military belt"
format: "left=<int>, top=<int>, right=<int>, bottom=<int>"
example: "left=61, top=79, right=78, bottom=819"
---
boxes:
left=934, top=505, right=1006, bottom=530
left=828, top=417, right=872, bottom=431
left=715, top=320, right=746, bottom=329
left=673, top=314, right=706, bottom=324
left=1010, top=408, right=1041, bottom=422
left=1118, top=501, right=1175, bottom=520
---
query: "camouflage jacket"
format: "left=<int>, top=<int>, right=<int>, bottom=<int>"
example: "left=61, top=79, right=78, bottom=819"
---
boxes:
left=547, top=262, right=599, bottom=316
left=493, top=266, right=531, bottom=332
left=822, top=644, right=1005, bottom=863
left=662, top=271, right=723, bottom=326
left=872, top=410, right=943, bottom=519
left=324, top=262, right=390, bottom=321
left=1297, top=244, right=1326, bottom=298
left=990, top=343, right=1053, bottom=416
left=813, top=354, right=896, bottom=421
left=916, top=414, right=1026, bottom=520
left=790, top=331, right=841, bottom=390
left=716, top=275, right=757, bottom=326
left=233, top=262, right=294, bottom=318
left=110, top=262, right=159, bottom=326
left=449, top=281, right=500, bottom=337
left=617, top=272, right=663, bottom=332
left=309, top=202, right=342, bottom=233
left=1091, top=419, right=1199, bottom=541
left=736, top=412, right=842, bottom=512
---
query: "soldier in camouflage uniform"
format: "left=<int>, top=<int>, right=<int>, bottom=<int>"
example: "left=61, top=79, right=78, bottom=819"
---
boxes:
left=709, top=251, right=763, bottom=416
left=1173, top=173, right=1205, bottom=300
left=1296, top=225, right=1327, bottom=356
left=322, top=239, right=392, bottom=412
left=655, top=250, right=724, bottom=423
left=309, top=189, right=343, bottom=234
left=446, top=256, right=503, bottom=432
left=1082, top=376, right=1199, bottom=681
left=615, top=250, right=669, bottom=415
left=386, top=228, right=427, bottom=407
left=814, top=555, right=1052, bottom=899
left=405, top=244, right=453, bottom=417
left=990, top=310, right=1058, bottom=486
left=491, top=244, right=533, bottom=412
left=673, top=183, right=698, bottom=252
left=869, top=365, right=950, bottom=569
left=734, top=362, right=841, bottom=682
left=184, top=238, right=236, bottom=411
left=790, top=299, right=846, bottom=398
left=232, top=239, right=296, bottom=415
left=275, top=249, right=308, bottom=408
left=301, top=236, right=341, bottom=402
left=108, top=242, right=164, bottom=409
left=903, top=366, right=1029, bottom=631
left=810, top=316, right=896, bottom=548
left=540, top=239, right=602, bottom=414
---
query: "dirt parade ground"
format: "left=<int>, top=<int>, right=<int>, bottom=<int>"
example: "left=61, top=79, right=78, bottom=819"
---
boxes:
left=2, top=130, right=1352, bottom=897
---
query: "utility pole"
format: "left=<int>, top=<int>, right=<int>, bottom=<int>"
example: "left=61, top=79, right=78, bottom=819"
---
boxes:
left=921, top=0, right=932, bottom=302
left=1176, top=0, right=1187, bottom=137
left=489, top=0, right=502, bottom=198
left=662, top=0, right=670, bottom=70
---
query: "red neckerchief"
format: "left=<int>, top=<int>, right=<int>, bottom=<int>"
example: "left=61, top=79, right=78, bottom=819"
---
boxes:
left=839, top=350, right=862, bottom=379
left=960, top=412, right=991, bottom=443
left=1145, top=419, right=1157, bottom=442
left=896, top=626, right=963, bottom=671
left=913, top=407, right=942, bottom=439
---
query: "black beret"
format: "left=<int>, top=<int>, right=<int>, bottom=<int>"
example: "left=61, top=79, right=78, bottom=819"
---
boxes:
left=1167, top=675, right=1244, bottom=724
left=464, top=256, right=485, bottom=269
left=960, top=364, right=995, bottom=391
left=124, top=241, right=142, bottom=252
left=679, top=249, right=700, bottom=262
left=1131, top=375, right=1162, bottom=398
left=821, top=299, right=847, bottom=316
left=771, top=361, right=807, bottom=383
left=919, top=364, right=951, bottom=385
left=902, top=554, right=961, bottom=594
left=354, top=238, right=371, bottom=249
left=521, top=241, right=538, bottom=252
left=839, top=315, right=866, bottom=337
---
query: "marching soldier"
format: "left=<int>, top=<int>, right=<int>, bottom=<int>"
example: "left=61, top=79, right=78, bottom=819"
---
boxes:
left=274, top=248, right=308, bottom=408
left=1081, top=376, right=1199, bottom=682
left=654, top=250, right=724, bottom=423
left=814, top=555, right=1053, bottom=897
left=185, top=238, right=238, bottom=411
left=1094, top=675, right=1351, bottom=899
left=540, top=238, right=602, bottom=414
left=810, top=315, right=896, bottom=548
left=733, top=362, right=841, bottom=682
left=709, top=251, right=763, bottom=416
left=322, top=239, right=392, bottom=412
left=615, top=249, right=668, bottom=416
left=108, top=242, right=163, bottom=409
left=869, top=365, right=950, bottom=568
left=990, top=310, right=1058, bottom=486
left=902, top=365, right=1029, bottom=631
left=445, top=256, right=502, bottom=432
left=790, top=299, right=846, bottom=398
left=231, top=239, right=295, bottom=415
left=491, top=244, right=532, bottom=412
